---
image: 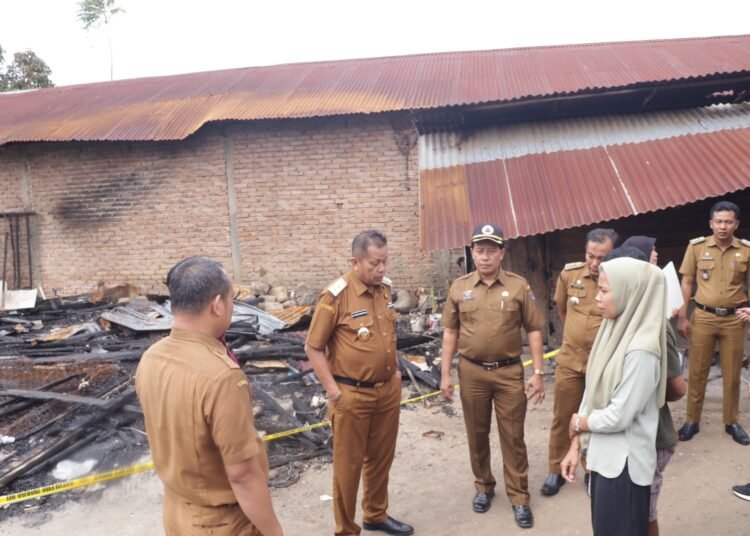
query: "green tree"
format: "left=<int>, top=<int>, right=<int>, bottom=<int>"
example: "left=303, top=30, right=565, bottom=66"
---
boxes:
left=0, top=47, right=54, bottom=91
left=77, top=0, right=125, bottom=81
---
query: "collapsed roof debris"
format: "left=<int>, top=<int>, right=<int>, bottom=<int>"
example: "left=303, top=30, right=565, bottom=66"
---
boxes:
left=0, top=282, right=441, bottom=517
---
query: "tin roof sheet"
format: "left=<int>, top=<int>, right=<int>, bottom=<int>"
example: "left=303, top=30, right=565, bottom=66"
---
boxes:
left=1, top=35, right=750, bottom=145
left=420, top=126, right=750, bottom=250
left=419, top=103, right=750, bottom=168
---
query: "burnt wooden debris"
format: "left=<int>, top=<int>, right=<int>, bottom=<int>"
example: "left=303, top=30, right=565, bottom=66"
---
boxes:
left=0, top=284, right=440, bottom=509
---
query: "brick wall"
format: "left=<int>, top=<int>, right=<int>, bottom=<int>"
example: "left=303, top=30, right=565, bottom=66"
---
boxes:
left=228, top=114, right=434, bottom=291
left=0, top=113, right=439, bottom=296
left=1, top=133, right=233, bottom=295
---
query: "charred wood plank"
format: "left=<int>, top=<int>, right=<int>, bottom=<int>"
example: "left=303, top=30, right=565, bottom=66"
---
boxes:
left=0, top=389, right=112, bottom=407
left=0, top=387, right=136, bottom=490
left=398, top=356, right=439, bottom=389
left=250, top=382, right=323, bottom=446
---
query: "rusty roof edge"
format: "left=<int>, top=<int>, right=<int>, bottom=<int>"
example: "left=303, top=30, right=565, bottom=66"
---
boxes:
left=4, top=72, right=750, bottom=149
left=2, top=33, right=748, bottom=96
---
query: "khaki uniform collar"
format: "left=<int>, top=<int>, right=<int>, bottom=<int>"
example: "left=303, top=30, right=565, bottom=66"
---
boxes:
left=170, top=328, right=226, bottom=352
left=706, top=235, right=740, bottom=249
left=348, top=270, right=382, bottom=296
left=580, top=264, right=593, bottom=279
left=470, top=269, right=506, bottom=287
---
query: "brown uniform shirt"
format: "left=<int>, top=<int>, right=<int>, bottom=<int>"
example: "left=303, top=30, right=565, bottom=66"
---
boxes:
left=441, top=270, right=545, bottom=361
left=679, top=236, right=750, bottom=308
left=135, top=328, right=268, bottom=506
left=306, top=271, right=398, bottom=383
left=553, top=262, right=603, bottom=372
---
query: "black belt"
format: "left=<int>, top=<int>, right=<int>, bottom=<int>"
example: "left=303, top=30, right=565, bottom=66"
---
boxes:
left=333, top=374, right=390, bottom=388
left=461, top=355, right=521, bottom=370
left=694, top=301, right=748, bottom=317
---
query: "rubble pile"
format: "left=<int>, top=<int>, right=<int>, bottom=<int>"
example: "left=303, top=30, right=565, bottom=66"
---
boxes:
left=0, top=282, right=443, bottom=516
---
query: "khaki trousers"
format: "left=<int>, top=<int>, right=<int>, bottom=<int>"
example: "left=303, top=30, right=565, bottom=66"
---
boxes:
left=548, top=364, right=586, bottom=474
left=686, top=309, right=745, bottom=424
left=329, top=376, right=401, bottom=536
left=457, top=358, right=530, bottom=505
left=163, top=490, right=262, bottom=536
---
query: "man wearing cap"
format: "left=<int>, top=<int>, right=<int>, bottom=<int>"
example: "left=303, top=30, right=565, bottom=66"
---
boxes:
left=541, top=228, right=616, bottom=497
left=677, top=200, right=750, bottom=446
left=305, top=230, right=412, bottom=536
left=439, top=223, right=546, bottom=529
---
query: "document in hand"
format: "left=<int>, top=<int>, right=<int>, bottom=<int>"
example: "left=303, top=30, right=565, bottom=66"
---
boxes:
left=662, top=261, right=683, bottom=318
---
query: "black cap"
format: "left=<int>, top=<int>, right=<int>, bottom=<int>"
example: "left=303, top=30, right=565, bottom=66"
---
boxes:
left=471, top=224, right=504, bottom=246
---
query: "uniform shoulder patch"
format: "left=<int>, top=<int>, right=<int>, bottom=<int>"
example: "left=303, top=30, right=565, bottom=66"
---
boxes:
left=237, top=379, right=249, bottom=389
left=381, top=276, right=392, bottom=287
left=689, top=236, right=706, bottom=245
left=326, top=277, right=348, bottom=296
left=741, top=238, right=750, bottom=248
left=564, top=261, right=585, bottom=271
left=318, top=303, right=336, bottom=314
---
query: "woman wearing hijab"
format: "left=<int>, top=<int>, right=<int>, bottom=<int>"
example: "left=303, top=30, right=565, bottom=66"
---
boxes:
left=561, top=257, right=668, bottom=536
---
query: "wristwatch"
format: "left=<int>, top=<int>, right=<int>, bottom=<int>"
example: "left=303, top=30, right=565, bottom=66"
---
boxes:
left=533, top=368, right=545, bottom=376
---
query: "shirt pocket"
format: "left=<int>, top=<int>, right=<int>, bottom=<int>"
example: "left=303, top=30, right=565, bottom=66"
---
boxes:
left=458, top=299, right=479, bottom=321
left=488, top=299, right=520, bottom=313
left=345, top=315, right=375, bottom=345
left=488, top=299, right=521, bottom=335
left=697, top=259, right=715, bottom=281
left=566, top=287, right=587, bottom=311
left=732, top=258, right=748, bottom=284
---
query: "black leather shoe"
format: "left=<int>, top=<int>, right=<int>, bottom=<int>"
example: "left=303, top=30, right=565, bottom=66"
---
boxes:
left=726, top=424, right=750, bottom=446
left=512, top=504, right=534, bottom=529
left=472, top=491, right=494, bottom=513
left=540, top=473, right=565, bottom=496
left=363, top=516, right=414, bottom=535
left=678, top=422, right=700, bottom=441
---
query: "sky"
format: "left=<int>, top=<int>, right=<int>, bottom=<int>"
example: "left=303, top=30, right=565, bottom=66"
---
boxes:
left=1, top=0, right=749, bottom=88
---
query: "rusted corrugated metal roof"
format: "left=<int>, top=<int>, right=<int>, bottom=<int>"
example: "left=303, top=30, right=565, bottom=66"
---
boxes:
left=420, top=112, right=750, bottom=250
left=1, top=35, right=750, bottom=145
left=419, top=103, right=750, bottom=168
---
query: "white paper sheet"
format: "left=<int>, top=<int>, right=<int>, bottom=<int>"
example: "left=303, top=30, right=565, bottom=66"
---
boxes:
left=662, top=262, right=683, bottom=318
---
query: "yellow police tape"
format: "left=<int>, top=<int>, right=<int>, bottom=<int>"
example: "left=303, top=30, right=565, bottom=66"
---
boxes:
left=0, top=348, right=559, bottom=506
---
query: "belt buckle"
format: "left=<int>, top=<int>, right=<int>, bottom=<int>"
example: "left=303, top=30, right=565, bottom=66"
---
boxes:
left=715, top=307, right=729, bottom=316
left=482, top=361, right=498, bottom=370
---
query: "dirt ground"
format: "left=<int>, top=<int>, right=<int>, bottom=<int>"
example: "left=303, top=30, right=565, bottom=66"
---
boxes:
left=2, top=374, right=750, bottom=536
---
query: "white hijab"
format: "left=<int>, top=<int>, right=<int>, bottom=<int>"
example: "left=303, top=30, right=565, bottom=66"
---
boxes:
left=582, top=257, right=668, bottom=422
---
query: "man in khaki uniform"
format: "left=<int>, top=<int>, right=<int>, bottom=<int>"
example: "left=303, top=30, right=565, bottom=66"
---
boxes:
left=136, top=257, right=283, bottom=536
left=439, top=223, right=545, bottom=529
left=541, top=228, right=616, bottom=497
left=305, top=230, right=412, bottom=536
left=677, top=200, right=750, bottom=446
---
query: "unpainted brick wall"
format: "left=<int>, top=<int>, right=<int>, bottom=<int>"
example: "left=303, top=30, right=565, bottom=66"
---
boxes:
left=1, top=134, right=233, bottom=295
left=0, top=113, right=440, bottom=295
left=228, top=114, right=435, bottom=291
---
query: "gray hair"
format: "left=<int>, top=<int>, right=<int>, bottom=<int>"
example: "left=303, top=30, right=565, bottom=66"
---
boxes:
left=586, top=228, right=618, bottom=246
left=352, top=230, right=388, bottom=258
left=166, top=256, right=232, bottom=314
